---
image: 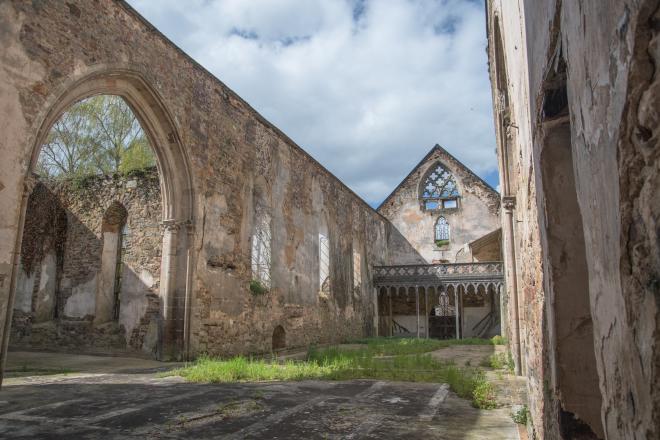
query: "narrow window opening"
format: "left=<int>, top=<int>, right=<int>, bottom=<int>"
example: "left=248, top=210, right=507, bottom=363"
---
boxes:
left=112, top=222, right=128, bottom=321
left=352, top=247, right=362, bottom=292
left=435, top=217, right=450, bottom=245
left=319, top=233, right=330, bottom=293
left=251, top=206, right=271, bottom=288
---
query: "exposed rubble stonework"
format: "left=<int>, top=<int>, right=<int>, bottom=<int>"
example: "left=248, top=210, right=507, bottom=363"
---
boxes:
left=0, top=0, right=424, bottom=377
left=487, top=0, right=660, bottom=439
left=11, top=170, right=162, bottom=356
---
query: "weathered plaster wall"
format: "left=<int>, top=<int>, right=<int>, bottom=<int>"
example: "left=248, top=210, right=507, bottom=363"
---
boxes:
left=378, top=146, right=500, bottom=264
left=487, top=0, right=660, bottom=438
left=0, top=0, right=422, bottom=371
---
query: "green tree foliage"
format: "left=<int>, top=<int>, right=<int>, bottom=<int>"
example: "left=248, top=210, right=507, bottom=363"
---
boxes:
left=37, top=95, right=155, bottom=178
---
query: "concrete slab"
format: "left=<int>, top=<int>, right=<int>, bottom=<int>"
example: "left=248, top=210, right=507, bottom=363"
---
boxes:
left=0, top=351, right=522, bottom=439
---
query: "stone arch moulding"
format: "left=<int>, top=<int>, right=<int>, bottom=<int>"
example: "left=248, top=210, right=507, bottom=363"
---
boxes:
left=6, top=66, right=196, bottom=369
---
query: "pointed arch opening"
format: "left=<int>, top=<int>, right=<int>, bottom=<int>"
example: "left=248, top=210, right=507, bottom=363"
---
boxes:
left=5, top=69, right=195, bottom=371
left=419, top=163, right=460, bottom=211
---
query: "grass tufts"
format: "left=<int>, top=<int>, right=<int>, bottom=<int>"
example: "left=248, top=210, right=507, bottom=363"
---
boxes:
left=165, top=341, right=499, bottom=409
left=511, top=405, right=530, bottom=425
left=484, top=352, right=515, bottom=372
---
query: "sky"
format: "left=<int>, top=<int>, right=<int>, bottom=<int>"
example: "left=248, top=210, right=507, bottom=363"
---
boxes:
left=127, top=0, right=498, bottom=207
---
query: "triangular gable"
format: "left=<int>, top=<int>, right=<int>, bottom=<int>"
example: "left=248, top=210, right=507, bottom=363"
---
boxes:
left=377, top=144, right=499, bottom=210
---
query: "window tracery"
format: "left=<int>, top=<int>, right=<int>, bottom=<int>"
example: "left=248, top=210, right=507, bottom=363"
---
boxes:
left=319, top=233, right=330, bottom=293
left=251, top=206, right=271, bottom=288
left=420, top=163, right=459, bottom=210
left=435, top=217, right=450, bottom=242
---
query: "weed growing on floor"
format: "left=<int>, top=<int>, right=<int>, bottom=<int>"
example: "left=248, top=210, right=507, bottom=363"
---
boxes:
left=164, top=343, right=498, bottom=409
left=511, top=405, right=529, bottom=425
left=347, top=336, right=505, bottom=356
left=490, top=335, right=507, bottom=345
left=472, top=378, right=497, bottom=409
left=485, top=352, right=515, bottom=372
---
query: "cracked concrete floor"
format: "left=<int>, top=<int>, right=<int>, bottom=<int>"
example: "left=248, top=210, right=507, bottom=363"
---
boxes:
left=0, top=352, right=521, bottom=439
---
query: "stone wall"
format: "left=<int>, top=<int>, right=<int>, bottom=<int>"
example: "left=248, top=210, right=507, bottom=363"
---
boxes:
left=378, top=145, right=500, bottom=264
left=486, top=0, right=660, bottom=438
left=0, top=0, right=424, bottom=372
left=10, top=169, right=163, bottom=356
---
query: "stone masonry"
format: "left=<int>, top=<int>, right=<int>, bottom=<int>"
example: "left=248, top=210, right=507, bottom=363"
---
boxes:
left=0, top=0, right=423, bottom=374
left=487, top=0, right=660, bottom=438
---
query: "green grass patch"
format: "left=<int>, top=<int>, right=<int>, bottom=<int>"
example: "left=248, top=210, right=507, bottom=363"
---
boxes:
left=490, top=335, right=507, bottom=345
left=347, top=336, right=505, bottom=356
left=165, top=344, right=498, bottom=409
left=483, top=352, right=515, bottom=372
left=249, top=280, right=268, bottom=295
left=5, top=365, right=74, bottom=378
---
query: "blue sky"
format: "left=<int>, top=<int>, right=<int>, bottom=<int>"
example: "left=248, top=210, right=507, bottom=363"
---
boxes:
left=127, top=0, right=498, bottom=206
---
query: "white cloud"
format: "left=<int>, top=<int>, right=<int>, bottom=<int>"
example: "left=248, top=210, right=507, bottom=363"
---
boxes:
left=127, top=0, right=497, bottom=206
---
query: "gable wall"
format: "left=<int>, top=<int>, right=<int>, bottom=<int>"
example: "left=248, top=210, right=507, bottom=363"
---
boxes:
left=378, top=148, right=500, bottom=263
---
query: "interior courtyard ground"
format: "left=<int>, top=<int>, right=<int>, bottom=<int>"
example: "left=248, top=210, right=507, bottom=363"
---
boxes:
left=0, top=0, right=658, bottom=439
left=1, top=346, right=526, bottom=440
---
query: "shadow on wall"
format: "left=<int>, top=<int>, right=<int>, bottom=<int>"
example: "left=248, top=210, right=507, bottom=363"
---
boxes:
left=9, top=179, right=162, bottom=358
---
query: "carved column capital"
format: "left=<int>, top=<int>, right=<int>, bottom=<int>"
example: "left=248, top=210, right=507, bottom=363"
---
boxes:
left=502, top=196, right=516, bottom=211
left=162, top=219, right=182, bottom=232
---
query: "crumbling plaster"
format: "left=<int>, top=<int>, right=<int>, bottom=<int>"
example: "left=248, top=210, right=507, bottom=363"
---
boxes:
left=378, top=146, right=500, bottom=264
left=487, top=0, right=660, bottom=438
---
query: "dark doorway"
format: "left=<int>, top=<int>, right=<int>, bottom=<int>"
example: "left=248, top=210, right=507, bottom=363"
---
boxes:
left=540, top=59, right=604, bottom=439
left=272, top=325, right=286, bottom=351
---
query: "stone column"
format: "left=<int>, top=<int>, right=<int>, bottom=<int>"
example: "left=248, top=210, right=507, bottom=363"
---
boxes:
left=0, top=174, right=38, bottom=387
left=182, top=222, right=194, bottom=361
left=454, top=288, right=460, bottom=339
left=415, top=286, right=420, bottom=338
left=425, top=287, right=429, bottom=339
left=388, top=289, right=393, bottom=337
left=503, top=196, right=522, bottom=375
left=373, top=287, right=379, bottom=337
left=160, top=219, right=180, bottom=359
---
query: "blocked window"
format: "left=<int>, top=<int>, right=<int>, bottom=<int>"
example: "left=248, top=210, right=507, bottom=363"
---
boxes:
left=352, top=248, right=362, bottom=291
left=435, top=217, right=450, bottom=242
left=420, top=163, right=459, bottom=211
left=319, top=233, right=330, bottom=293
left=251, top=207, right=271, bottom=288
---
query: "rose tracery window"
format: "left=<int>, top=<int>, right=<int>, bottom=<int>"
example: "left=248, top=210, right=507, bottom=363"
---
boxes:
left=420, top=163, right=459, bottom=210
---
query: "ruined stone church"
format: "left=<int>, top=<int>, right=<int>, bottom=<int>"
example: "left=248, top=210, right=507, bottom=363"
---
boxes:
left=0, top=1, right=658, bottom=439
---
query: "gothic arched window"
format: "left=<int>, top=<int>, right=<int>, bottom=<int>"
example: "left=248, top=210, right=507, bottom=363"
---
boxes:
left=420, top=163, right=459, bottom=210
left=251, top=205, right=271, bottom=288
left=435, top=217, right=450, bottom=243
